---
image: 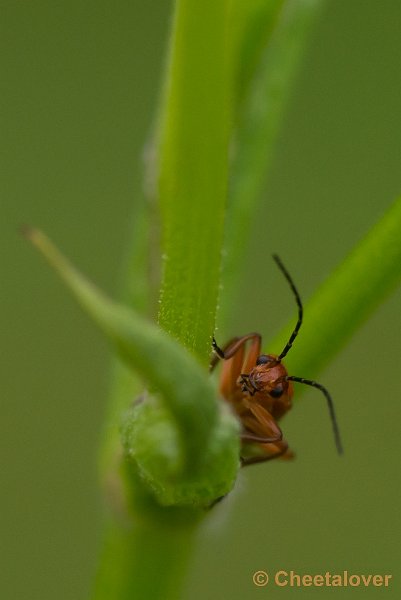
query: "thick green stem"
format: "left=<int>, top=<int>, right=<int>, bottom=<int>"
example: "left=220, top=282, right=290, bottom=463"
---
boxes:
left=158, top=0, right=231, bottom=362
left=93, top=510, right=199, bottom=600
left=96, top=0, right=234, bottom=597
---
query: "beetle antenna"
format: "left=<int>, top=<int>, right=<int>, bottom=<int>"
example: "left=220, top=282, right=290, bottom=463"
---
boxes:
left=285, top=376, right=343, bottom=455
left=272, top=254, right=303, bottom=360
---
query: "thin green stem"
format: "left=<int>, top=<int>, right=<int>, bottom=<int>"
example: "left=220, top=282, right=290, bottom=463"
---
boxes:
left=220, top=0, right=325, bottom=330
left=270, top=195, right=401, bottom=377
left=229, top=0, right=285, bottom=109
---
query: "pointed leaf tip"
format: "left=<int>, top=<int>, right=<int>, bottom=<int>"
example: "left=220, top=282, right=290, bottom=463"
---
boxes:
left=20, top=224, right=37, bottom=240
left=24, top=230, right=239, bottom=476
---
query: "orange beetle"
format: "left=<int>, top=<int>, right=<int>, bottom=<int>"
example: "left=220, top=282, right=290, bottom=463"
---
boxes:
left=211, top=255, right=343, bottom=466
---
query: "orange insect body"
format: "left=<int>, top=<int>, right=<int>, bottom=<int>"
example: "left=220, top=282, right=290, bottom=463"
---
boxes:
left=212, top=255, right=343, bottom=466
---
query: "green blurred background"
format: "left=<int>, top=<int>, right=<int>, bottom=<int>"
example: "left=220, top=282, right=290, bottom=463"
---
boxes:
left=2, top=1, right=401, bottom=598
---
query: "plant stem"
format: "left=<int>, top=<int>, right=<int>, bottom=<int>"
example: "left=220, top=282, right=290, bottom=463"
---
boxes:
left=220, top=0, right=325, bottom=330
left=93, top=508, right=200, bottom=600
left=96, top=1, right=234, bottom=597
left=158, top=0, right=231, bottom=363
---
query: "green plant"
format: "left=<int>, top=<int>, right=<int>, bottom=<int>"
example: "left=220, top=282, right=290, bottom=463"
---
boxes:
left=25, top=1, right=401, bottom=598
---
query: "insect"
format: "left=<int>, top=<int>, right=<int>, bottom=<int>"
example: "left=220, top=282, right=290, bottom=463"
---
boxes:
left=211, top=254, right=343, bottom=466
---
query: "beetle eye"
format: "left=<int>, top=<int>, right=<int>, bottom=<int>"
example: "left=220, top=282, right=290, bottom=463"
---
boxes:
left=270, top=384, right=284, bottom=398
left=256, top=355, right=271, bottom=365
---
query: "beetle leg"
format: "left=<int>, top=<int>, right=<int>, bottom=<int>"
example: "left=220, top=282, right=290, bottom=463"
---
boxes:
left=242, top=402, right=283, bottom=440
left=211, top=333, right=261, bottom=365
left=210, top=336, right=240, bottom=372
left=219, top=344, right=245, bottom=397
left=241, top=440, right=290, bottom=466
left=211, top=333, right=261, bottom=398
left=239, top=402, right=291, bottom=464
left=241, top=431, right=282, bottom=443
